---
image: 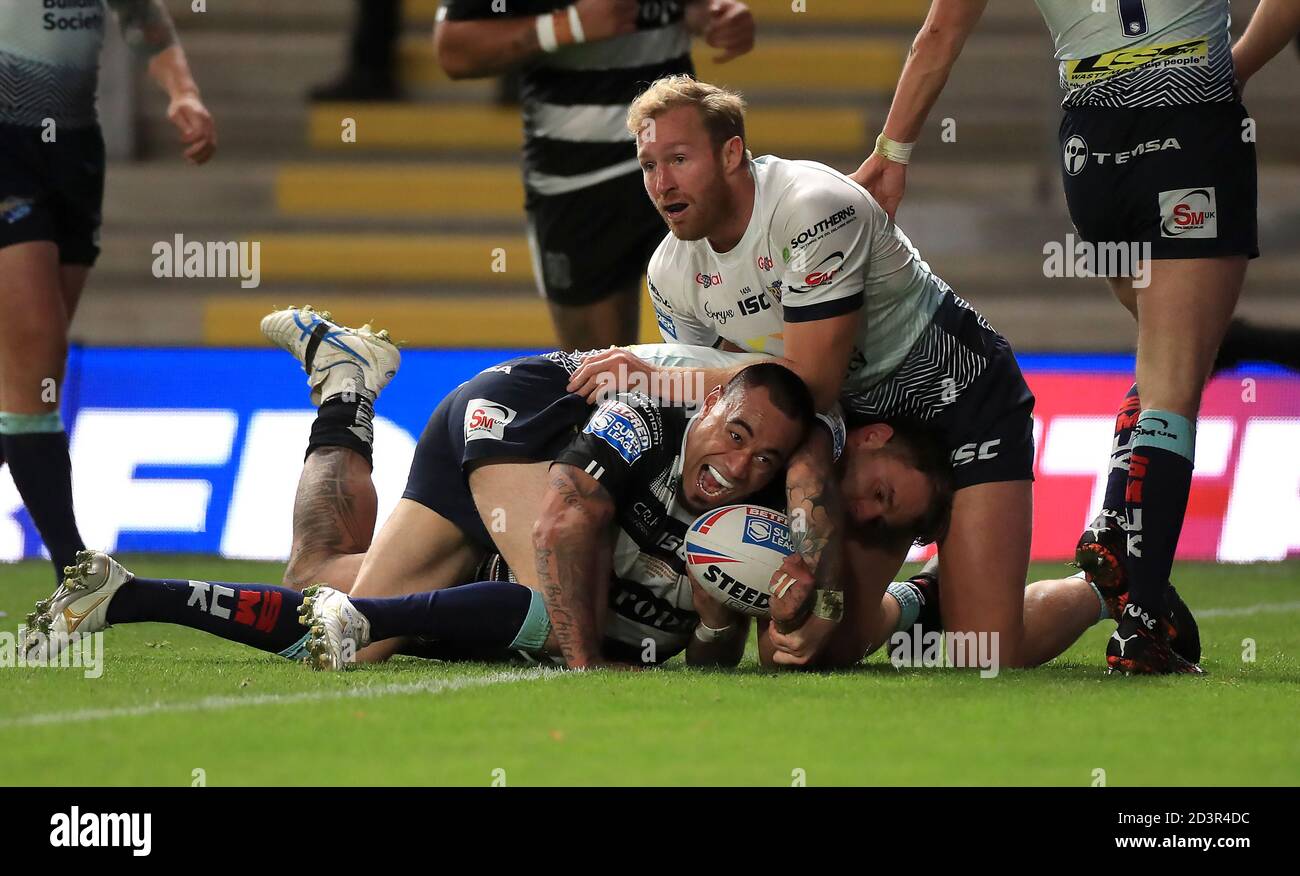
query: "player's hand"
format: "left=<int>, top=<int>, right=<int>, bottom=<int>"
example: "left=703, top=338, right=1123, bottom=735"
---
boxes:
left=566, top=347, right=662, bottom=403
left=573, top=0, right=639, bottom=44
left=767, top=553, right=814, bottom=633
left=850, top=152, right=906, bottom=221
left=690, top=580, right=736, bottom=632
left=768, top=614, right=837, bottom=667
left=167, top=93, right=216, bottom=165
left=704, top=0, right=755, bottom=64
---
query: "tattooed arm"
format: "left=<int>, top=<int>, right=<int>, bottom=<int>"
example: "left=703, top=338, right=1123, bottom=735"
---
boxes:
left=108, top=0, right=216, bottom=164
left=532, top=463, right=617, bottom=669
left=766, top=425, right=845, bottom=665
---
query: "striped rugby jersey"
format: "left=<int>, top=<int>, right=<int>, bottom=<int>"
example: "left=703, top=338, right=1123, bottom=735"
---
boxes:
left=1033, top=0, right=1237, bottom=108
left=439, top=0, right=693, bottom=198
left=0, top=0, right=109, bottom=126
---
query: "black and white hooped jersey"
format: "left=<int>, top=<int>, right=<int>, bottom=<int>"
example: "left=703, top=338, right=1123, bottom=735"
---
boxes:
left=1034, top=0, right=1236, bottom=108
left=551, top=392, right=706, bottom=662
left=646, top=154, right=947, bottom=397
left=439, top=0, right=693, bottom=198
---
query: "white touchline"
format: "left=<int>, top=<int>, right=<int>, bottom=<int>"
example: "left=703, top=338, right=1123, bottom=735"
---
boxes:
left=1196, top=601, right=1300, bottom=620
left=0, top=667, right=558, bottom=729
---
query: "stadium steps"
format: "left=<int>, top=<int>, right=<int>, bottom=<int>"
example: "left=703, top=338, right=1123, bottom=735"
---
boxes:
left=84, top=0, right=1299, bottom=355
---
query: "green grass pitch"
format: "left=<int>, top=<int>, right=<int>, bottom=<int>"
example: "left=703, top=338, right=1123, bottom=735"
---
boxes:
left=1, top=556, right=1297, bottom=786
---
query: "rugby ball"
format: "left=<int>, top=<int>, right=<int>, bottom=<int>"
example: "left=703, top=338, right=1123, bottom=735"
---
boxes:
left=685, top=504, right=794, bottom=618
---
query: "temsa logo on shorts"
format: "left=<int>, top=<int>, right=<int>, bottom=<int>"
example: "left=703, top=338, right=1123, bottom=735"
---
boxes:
left=1159, top=187, right=1218, bottom=239
left=695, top=272, right=722, bottom=288
left=464, top=398, right=517, bottom=442
left=1093, top=138, right=1180, bottom=166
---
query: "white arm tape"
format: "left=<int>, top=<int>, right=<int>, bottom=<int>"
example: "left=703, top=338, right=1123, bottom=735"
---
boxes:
left=535, top=13, right=559, bottom=52
left=815, top=403, right=847, bottom=462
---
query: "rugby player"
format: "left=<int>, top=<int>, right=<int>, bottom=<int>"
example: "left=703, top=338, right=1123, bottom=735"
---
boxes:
left=566, top=75, right=1198, bottom=671
left=433, top=0, right=754, bottom=350
left=27, top=310, right=952, bottom=670
left=0, top=1, right=215, bottom=582
left=849, top=0, right=1300, bottom=674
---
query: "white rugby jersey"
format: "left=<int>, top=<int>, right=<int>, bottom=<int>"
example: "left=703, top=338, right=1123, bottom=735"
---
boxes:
left=1033, top=0, right=1235, bottom=107
left=647, top=155, right=946, bottom=397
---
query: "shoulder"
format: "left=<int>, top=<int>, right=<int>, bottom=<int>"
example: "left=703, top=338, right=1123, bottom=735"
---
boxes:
left=582, top=392, right=671, bottom=467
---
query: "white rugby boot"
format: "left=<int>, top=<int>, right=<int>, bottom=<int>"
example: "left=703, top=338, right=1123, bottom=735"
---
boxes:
left=298, top=585, right=372, bottom=671
left=23, top=550, right=133, bottom=662
left=260, top=305, right=401, bottom=405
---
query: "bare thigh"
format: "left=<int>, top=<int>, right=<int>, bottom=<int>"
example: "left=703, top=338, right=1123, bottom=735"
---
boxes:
left=466, top=459, right=557, bottom=590
left=937, top=479, right=1033, bottom=668
left=0, top=242, right=69, bottom=413
left=349, top=498, right=483, bottom=599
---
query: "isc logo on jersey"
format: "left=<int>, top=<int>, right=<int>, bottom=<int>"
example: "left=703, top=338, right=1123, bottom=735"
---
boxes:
left=584, top=401, right=651, bottom=464
left=1159, top=188, right=1217, bottom=239
left=464, top=398, right=517, bottom=441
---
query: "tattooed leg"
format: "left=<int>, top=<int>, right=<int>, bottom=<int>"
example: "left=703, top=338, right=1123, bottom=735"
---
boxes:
left=282, top=446, right=377, bottom=591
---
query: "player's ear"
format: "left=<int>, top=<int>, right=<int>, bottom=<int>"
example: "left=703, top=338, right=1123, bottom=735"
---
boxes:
left=701, top=384, right=724, bottom=414
left=722, top=135, right=744, bottom=172
left=854, top=422, right=895, bottom=451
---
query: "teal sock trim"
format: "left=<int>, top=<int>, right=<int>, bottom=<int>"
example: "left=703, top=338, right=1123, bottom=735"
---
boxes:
left=1132, top=409, right=1195, bottom=461
left=278, top=632, right=311, bottom=660
left=508, top=589, right=552, bottom=653
left=1075, top=571, right=1110, bottom=624
left=0, top=411, right=64, bottom=435
left=886, top=581, right=921, bottom=632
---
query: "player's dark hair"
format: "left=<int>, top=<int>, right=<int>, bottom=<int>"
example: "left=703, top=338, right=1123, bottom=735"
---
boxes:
left=724, top=363, right=816, bottom=434
left=879, top=417, right=955, bottom=546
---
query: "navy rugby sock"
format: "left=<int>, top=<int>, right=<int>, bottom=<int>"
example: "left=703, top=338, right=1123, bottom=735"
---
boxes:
left=352, top=581, right=547, bottom=654
left=106, top=578, right=311, bottom=658
left=1121, top=410, right=1196, bottom=619
left=1102, top=383, right=1141, bottom=514
left=0, top=412, right=85, bottom=583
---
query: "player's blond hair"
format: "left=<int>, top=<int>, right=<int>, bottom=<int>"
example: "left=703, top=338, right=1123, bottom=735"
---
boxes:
left=627, top=75, right=750, bottom=157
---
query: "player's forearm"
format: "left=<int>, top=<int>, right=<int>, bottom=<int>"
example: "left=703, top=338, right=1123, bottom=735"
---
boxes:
left=1232, top=0, right=1300, bottom=84
left=532, top=466, right=616, bottom=668
left=685, top=618, right=749, bottom=667
left=879, top=0, right=986, bottom=143
left=533, top=526, right=604, bottom=667
left=785, top=428, right=843, bottom=592
left=147, top=45, right=200, bottom=102
left=434, top=18, right=543, bottom=79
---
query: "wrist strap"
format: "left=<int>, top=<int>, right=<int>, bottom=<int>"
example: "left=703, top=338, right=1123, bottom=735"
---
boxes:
left=873, top=133, right=915, bottom=165
left=536, top=13, right=559, bottom=52
left=567, top=5, right=586, bottom=44
left=812, top=589, right=845, bottom=622
left=694, top=621, right=733, bottom=643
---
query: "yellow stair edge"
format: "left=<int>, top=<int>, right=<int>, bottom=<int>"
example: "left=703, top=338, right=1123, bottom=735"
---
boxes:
left=204, top=291, right=664, bottom=348
left=306, top=105, right=870, bottom=153
left=249, top=233, right=533, bottom=283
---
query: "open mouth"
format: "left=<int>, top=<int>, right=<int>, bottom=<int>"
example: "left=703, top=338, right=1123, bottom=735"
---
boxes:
left=663, top=202, right=689, bottom=220
left=697, top=463, right=734, bottom=500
